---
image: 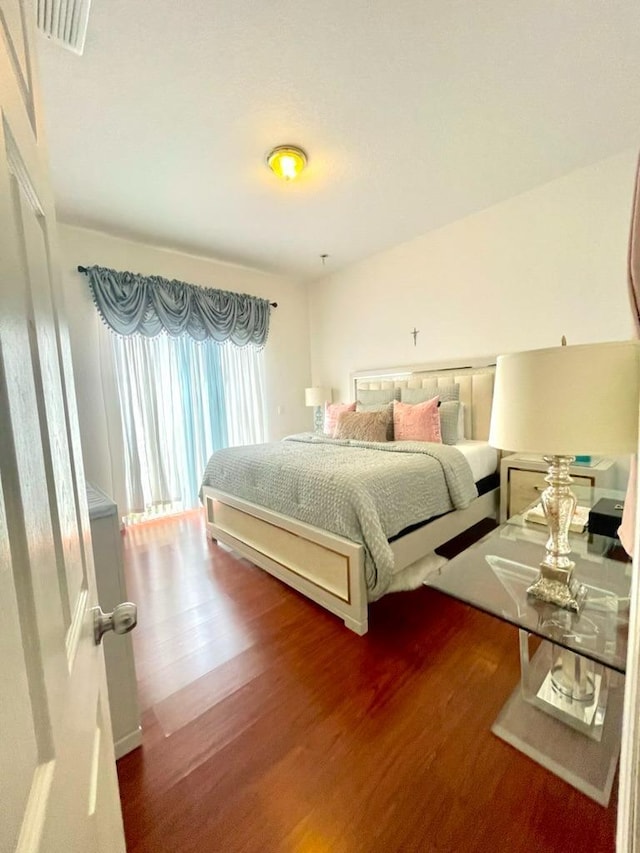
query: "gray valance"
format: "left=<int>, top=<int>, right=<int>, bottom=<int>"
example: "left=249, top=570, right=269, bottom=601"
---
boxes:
left=85, top=265, right=271, bottom=346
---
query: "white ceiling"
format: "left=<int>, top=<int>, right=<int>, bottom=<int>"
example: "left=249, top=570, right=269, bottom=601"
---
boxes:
left=36, top=0, right=640, bottom=280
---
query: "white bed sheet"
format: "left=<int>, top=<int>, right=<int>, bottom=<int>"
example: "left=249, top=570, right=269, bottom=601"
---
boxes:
left=455, top=440, right=498, bottom=483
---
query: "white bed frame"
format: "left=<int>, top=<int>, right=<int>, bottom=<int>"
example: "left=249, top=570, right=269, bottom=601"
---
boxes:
left=202, top=358, right=498, bottom=635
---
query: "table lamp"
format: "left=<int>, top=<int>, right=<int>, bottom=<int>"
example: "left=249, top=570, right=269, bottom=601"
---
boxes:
left=305, top=386, right=331, bottom=433
left=490, top=340, right=640, bottom=611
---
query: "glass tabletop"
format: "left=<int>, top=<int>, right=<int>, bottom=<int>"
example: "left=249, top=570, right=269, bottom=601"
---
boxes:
left=426, top=518, right=631, bottom=673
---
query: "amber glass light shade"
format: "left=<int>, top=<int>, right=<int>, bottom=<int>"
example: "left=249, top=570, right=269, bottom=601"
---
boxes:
left=267, top=146, right=307, bottom=181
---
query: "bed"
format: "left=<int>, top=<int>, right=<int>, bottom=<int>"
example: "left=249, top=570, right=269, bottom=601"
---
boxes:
left=200, top=360, right=499, bottom=635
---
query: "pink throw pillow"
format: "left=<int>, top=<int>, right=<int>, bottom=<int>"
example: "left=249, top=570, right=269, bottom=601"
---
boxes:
left=393, top=397, right=442, bottom=443
left=324, top=402, right=356, bottom=437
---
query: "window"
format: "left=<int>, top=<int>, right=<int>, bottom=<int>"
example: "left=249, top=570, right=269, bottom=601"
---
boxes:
left=111, top=334, right=266, bottom=522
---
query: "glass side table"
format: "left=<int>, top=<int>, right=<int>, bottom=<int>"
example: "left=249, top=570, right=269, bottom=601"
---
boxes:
left=426, top=506, right=630, bottom=806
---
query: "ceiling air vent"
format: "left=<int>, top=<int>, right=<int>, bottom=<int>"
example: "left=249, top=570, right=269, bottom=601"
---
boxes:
left=37, top=0, right=92, bottom=55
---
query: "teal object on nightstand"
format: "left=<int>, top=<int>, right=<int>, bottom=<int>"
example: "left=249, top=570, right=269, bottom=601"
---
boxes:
left=575, top=456, right=592, bottom=464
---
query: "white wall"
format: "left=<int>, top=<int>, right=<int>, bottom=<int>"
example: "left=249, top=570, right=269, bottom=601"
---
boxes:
left=58, top=224, right=310, bottom=510
left=309, top=149, right=638, bottom=403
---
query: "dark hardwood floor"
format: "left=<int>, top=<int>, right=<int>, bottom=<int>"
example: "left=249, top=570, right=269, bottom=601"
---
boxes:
left=117, top=511, right=617, bottom=852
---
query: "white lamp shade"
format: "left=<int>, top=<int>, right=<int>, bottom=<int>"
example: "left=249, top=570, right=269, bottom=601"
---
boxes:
left=305, top=386, right=331, bottom=407
left=489, top=341, right=640, bottom=455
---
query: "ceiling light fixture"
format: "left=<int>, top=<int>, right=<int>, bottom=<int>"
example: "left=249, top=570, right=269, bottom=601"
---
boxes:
left=267, top=146, right=307, bottom=181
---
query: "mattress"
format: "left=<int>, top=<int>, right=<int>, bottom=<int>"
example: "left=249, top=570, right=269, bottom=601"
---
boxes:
left=455, top=440, right=498, bottom=482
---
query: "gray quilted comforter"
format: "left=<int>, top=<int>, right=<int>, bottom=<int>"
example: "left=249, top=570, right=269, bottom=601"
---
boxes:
left=200, top=433, right=477, bottom=600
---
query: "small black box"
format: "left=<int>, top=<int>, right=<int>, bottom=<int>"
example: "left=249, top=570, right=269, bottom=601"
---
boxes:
left=588, top=497, right=624, bottom=539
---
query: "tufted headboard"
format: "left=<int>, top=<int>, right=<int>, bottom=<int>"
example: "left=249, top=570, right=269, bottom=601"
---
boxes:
left=352, top=359, right=496, bottom=441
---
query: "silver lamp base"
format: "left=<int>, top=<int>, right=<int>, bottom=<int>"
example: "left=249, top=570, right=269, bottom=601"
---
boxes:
left=526, top=454, right=587, bottom=613
left=527, top=575, right=587, bottom=613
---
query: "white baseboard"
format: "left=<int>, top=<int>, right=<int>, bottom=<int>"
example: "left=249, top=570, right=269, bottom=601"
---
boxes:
left=114, top=726, right=142, bottom=760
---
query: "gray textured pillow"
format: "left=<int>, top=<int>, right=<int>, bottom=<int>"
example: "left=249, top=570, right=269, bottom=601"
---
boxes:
left=439, top=400, right=461, bottom=445
left=439, top=384, right=460, bottom=402
left=400, top=382, right=437, bottom=404
left=356, top=401, right=388, bottom=412
left=401, top=383, right=459, bottom=404
left=356, top=388, right=399, bottom=407
left=334, top=407, right=391, bottom=442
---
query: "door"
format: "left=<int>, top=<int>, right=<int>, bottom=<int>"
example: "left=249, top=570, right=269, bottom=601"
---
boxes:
left=0, top=2, right=127, bottom=851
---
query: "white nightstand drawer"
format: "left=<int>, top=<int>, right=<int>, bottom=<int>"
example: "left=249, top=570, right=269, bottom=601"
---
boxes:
left=508, top=468, right=594, bottom=518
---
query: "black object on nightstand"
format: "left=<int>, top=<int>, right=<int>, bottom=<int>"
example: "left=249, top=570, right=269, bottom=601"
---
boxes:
left=588, top=497, right=624, bottom=539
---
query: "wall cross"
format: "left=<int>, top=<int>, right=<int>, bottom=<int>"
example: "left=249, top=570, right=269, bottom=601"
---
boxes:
left=411, top=327, right=419, bottom=346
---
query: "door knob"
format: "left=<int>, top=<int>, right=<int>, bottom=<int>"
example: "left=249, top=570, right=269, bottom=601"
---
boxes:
left=92, top=602, right=138, bottom=645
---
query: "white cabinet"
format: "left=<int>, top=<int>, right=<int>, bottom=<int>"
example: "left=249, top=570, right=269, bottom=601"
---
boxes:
left=499, top=455, right=616, bottom=523
left=87, top=483, right=141, bottom=759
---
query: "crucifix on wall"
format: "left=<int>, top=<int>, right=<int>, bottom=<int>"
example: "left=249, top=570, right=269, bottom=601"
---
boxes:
left=411, top=327, right=419, bottom=346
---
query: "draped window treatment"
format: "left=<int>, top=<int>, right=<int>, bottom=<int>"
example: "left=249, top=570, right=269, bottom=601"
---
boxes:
left=111, top=334, right=266, bottom=521
left=86, top=263, right=269, bottom=522
left=87, top=264, right=271, bottom=347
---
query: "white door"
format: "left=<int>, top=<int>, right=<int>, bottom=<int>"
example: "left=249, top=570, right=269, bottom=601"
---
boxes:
left=0, top=2, right=128, bottom=851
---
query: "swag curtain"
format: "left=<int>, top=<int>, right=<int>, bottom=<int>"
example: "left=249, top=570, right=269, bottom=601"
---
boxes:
left=87, top=264, right=269, bottom=521
left=87, top=264, right=271, bottom=346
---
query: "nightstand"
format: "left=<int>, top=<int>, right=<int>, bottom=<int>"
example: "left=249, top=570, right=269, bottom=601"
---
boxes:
left=500, top=454, right=616, bottom=523
left=426, top=517, right=629, bottom=805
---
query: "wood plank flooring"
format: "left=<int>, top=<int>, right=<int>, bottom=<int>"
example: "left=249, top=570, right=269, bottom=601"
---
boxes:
left=117, top=511, right=617, bottom=852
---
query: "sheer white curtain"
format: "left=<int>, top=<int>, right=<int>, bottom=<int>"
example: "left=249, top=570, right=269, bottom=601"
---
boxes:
left=110, top=334, right=266, bottom=522
left=220, top=343, right=267, bottom=446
